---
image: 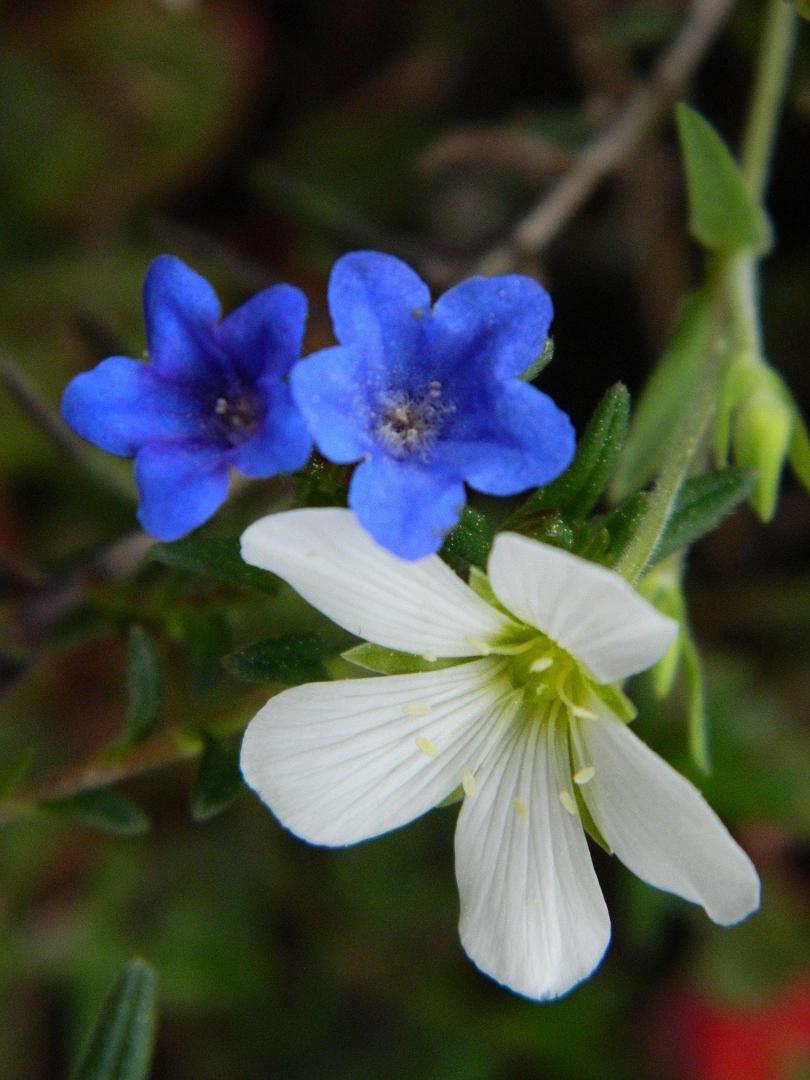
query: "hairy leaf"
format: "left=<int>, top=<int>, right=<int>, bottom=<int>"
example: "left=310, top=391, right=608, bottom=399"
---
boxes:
left=151, top=536, right=278, bottom=594
left=191, top=733, right=241, bottom=823
left=224, top=633, right=330, bottom=685
left=652, top=467, right=755, bottom=563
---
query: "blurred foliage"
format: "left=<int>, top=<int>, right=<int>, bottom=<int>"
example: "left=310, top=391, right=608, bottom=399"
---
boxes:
left=0, top=1, right=808, bottom=1078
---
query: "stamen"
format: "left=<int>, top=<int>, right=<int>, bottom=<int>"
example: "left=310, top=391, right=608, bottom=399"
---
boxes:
left=559, top=791, right=578, bottom=816
left=214, top=396, right=228, bottom=415
left=513, top=796, right=529, bottom=820
left=415, top=736, right=438, bottom=758
left=570, top=704, right=598, bottom=720
left=529, top=656, right=553, bottom=673
left=402, top=702, right=431, bottom=717
left=465, top=638, right=492, bottom=655
left=422, top=650, right=438, bottom=663
left=462, top=769, right=477, bottom=797
left=573, top=766, right=595, bottom=785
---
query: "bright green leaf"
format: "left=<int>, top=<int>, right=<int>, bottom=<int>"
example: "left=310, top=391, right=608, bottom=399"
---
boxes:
left=675, top=103, right=771, bottom=253
left=43, top=789, right=150, bottom=837
left=224, top=633, right=330, bottom=685
left=651, top=467, right=756, bottom=563
left=70, top=956, right=158, bottom=1080
left=521, top=383, right=630, bottom=519
left=190, top=733, right=241, bottom=823
left=117, top=626, right=163, bottom=748
left=440, top=506, right=493, bottom=569
left=342, top=642, right=463, bottom=675
left=150, top=537, right=279, bottom=594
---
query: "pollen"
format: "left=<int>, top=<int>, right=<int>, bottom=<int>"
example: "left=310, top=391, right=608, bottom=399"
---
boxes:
left=422, top=650, right=438, bottom=663
left=402, top=702, right=432, bottom=717
left=513, top=796, right=529, bottom=820
left=462, top=769, right=477, bottom=797
left=415, top=736, right=438, bottom=758
left=559, top=791, right=578, bottom=816
left=574, top=766, right=595, bottom=785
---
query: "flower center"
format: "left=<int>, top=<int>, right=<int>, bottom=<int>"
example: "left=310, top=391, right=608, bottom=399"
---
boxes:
left=373, top=382, right=454, bottom=460
left=493, top=634, right=599, bottom=726
left=212, top=391, right=263, bottom=446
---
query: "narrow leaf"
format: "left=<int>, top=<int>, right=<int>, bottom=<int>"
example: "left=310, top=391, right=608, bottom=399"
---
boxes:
left=519, top=336, right=555, bottom=381
left=613, top=289, right=713, bottom=498
left=43, top=790, right=150, bottom=837
left=599, top=492, right=649, bottom=565
left=118, top=627, right=163, bottom=748
left=440, top=506, right=493, bottom=569
left=521, top=383, right=630, bottom=519
left=181, top=609, right=231, bottom=696
left=71, top=957, right=158, bottom=1080
left=150, top=537, right=278, bottom=594
left=190, top=733, right=241, bottom=823
left=0, top=747, right=35, bottom=803
left=675, top=103, right=771, bottom=253
left=651, top=467, right=755, bottom=563
left=682, top=627, right=710, bottom=773
left=342, top=643, right=462, bottom=675
left=224, top=633, right=330, bottom=685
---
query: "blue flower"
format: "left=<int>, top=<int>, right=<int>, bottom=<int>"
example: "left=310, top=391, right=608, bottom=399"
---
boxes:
left=61, top=255, right=312, bottom=540
left=291, top=250, right=575, bottom=559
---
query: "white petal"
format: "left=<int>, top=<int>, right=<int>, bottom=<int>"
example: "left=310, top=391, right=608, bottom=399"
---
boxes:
left=571, top=714, right=760, bottom=925
left=487, top=533, right=678, bottom=682
left=241, top=658, right=512, bottom=846
left=241, top=508, right=513, bottom=657
left=455, top=716, right=610, bottom=1000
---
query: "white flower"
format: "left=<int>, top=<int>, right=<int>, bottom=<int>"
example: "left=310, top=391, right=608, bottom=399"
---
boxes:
left=239, top=508, right=760, bottom=1001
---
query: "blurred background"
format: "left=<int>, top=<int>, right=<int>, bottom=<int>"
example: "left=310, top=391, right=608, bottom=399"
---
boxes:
left=1, top=1, right=809, bottom=1077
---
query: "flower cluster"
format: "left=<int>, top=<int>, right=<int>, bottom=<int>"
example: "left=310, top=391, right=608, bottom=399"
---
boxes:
left=62, top=251, right=573, bottom=556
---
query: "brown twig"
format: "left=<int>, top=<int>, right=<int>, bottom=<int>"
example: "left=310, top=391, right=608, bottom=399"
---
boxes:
left=475, top=0, right=738, bottom=275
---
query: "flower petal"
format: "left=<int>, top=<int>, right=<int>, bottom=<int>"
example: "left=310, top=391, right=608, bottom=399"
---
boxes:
left=488, top=533, right=678, bottom=682
left=61, top=356, right=202, bottom=456
left=230, top=381, right=311, bottom=477
left=143, top=255, right=225, bottom=382
left=349, top=455, right=465, bottom=560
left=456, top=715, right=610, bottom=1000
left=240, top=659, right=512, bottom=846
left=429, top=274, right=553, bottom=381
left=216, top=283, right=307, bottom=381
left=240, top=507, right=513, bottom=657
left=436, top=381, right=575, bottom=494
left=328, top=250, right=430, bottom=360
left=290, top=345, right=374, bottom=463
left=571, top=713, right=760, bottom=925
left=134, top=443, right=229, bottom=540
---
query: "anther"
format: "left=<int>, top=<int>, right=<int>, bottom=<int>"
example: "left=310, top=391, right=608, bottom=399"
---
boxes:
left=402, top=702, right=432, bottom=717
left=573, top=766, right=595, bottom=785
left=415, top=736, right=438, bottom=758
left=559, top=791, right=578, bottom=816
left=513, top=796, right=529, bottom=820
left=462, top=769, right=477, bottom=797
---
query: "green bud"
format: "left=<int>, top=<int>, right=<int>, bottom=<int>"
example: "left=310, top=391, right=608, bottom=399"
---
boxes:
left=732, top=370, right=793, bottom=521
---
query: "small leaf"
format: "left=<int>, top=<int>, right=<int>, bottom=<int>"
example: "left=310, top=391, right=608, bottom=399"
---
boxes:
left=70, top=956, right=158, bottom=1080
left=682, top=627, right=710, bottom=774
left=43, top=789, right=150, bottom=837
left=342, top=642, right=462, bottom=675
left=224, top=633, right=330, bottom=685
left=150, top=536, right=278, bottom=594
left=651, top=467, right=756, bottom=563
left=117, top=626, right=163, bottom=748
left=675, top=103, right=771, bottom=253
left=0, top=747, right=35, bottom=803
left=519, top=336, right=555, bottom=381
left=440, top=506, right=493, bottom=569
left=520, top=383, right=630, bottom=519
left=190, top=733, right=241, bottom=823
left=598, top=492, right=649, bottom=564
left=613, top=289, right=713, bottom=498
left=181, top=609, right=231, bottom=696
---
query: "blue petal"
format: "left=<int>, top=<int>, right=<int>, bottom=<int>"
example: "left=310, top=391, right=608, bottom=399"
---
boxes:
left=143, top=255, right=225, bottom=383
left=436, top=381, right=575, bottom=494
left=429, top=274, right=553, bottom=382
left=134, top=443, right=230, bottom=540
left=291, top=345, right=375, bottom=463
left=231, top=382, right=312, bottom=477
left=328, top=251, right=431, bottom=366
left=348, top=455, right=465, bottom=560
left=216, top=283, right=307, bottom=382
left=61, top=356, right=203, bottom=456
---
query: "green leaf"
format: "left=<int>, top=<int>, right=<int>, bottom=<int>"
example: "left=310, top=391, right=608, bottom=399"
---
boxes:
left=682, top=626, right=710, bottom=773
left=43, top=789, right=150, bottom=837
left=613, top=289, right=713, bottom=498
left=789, top=404, right=810, bottom=492
left=150, top=537, right=279, bottom=594
left=181, top=609, right=231, bottom=696
left=70, top=956, right=158, bottom=1080
left=651, top=467, right=756, bottom=563
left=0, top=747, right=34, bottom=803
left=117, top=626, right=163, bottom=748
left=190, top=733, right=241, bottom=823
left=519, top=336, right=555, bottom=382
left=521, top=383, right=630, bottom=519
left=342, top=642, right=463, bottom=675
left=598, top=492, right=649, bottom=565
left=440, top=506, right=493, bottom=569
left=224, top=633, right=330, bottom=685
left=675, top=103, right=771, bottom=253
